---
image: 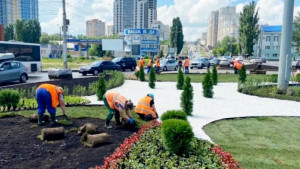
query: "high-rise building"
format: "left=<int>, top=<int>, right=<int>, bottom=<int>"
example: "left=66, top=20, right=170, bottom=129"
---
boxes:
left=113, top=0, right=157, bottom=34
left=201, top=32, right=207, bottom=45
left=207, top=11, right=219, bottom=48
left=86, top=19, right=105, bottom=37
left=150, top=20, right=169, bottom=41
left=107, top=25, right=113, bottom=36
left=0, top=0, right=38, bottom=26
left=217, top=6, right=239, bottom=42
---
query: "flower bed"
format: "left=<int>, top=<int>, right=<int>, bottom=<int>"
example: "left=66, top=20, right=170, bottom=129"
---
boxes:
left=212, top=145, right=241, bottom=169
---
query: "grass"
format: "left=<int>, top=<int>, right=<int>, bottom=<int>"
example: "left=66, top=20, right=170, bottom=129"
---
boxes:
left=0, top=106, right=149, bottom=128
left=200, top=50, right=207, bottom=56
left=42, top=57, right=105, bottom=70
left=204, top=117, right=300, bottom=169
left=156, top=73, right=271, bottom=83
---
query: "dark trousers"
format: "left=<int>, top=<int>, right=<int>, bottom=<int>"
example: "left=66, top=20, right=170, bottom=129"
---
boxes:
left=138, top=114, right=154, bottom=121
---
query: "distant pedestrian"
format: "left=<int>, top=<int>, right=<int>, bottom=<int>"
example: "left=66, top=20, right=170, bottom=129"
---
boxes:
left=147, top=59, right=153, bottom=74
left=183, top=57, right=190, bottom=74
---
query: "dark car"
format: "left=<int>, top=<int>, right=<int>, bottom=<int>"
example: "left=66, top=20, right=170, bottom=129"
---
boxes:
left=112, top=57, right=137, bottom=71
left=0, top=61, right=28, bottom=83
left=79, top=60, right=121, bottom=76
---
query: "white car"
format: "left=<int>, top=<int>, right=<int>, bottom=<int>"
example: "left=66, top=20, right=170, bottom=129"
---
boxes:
left=219, top=56, right=232, bottom=67
left=160, top=59, right=178, bottom=71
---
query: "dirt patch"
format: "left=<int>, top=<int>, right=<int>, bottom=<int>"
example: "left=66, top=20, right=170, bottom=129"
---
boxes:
left=0, top=116, right=137, bottom=169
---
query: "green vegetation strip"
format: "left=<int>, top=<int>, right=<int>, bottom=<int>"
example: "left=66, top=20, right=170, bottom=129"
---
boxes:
left=204, top=117, right=300, bottom=169
left=118, top=127, right=222, bottom=168
left=156, top=74, right=271, bottom=83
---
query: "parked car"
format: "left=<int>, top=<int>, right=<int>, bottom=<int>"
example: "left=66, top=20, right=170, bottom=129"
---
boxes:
left=190, top=57, right=210, bottom=69
left=209, top=57, right=220, bottom=65
left=79, top=60, right=121, bottom=76
left=0, top=61, right=28, bottom=83
left=219, top=56, right=232, bottom=67
left=160, top=59, right=178, bottom=71
left=292, top=59, right=300, bottom=68
left=112, top=57, right=137, bottom=71
left=250, top=57, right=266, bottom=64
left=234, top=56, right=244, bottom=61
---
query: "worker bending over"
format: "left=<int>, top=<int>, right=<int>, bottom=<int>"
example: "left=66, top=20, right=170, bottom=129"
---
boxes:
left=135, top=94, right=158, bottom=121
left=103, top=91, right=134, bottom=128
left=36, top=84, right=67, bottom=126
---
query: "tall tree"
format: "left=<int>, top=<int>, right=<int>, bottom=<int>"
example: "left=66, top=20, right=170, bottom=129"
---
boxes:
left=4, top=24, right=14, bottom=41
left=14, top=19, right=41, bottom=43
left=15, top=19, right=26, bottom=42
left=170, top=17, right=184, bottom=54
left=293, top=12, right=300, bottom=50
left=40, top=34, right=50, bottom=44
left=239, top=1, right=260, bottom=57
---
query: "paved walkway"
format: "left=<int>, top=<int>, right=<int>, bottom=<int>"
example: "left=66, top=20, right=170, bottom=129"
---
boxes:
left=84, top=80, right=300, bottom=142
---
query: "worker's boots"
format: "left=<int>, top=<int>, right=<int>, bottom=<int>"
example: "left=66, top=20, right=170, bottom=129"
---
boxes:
left=37, top=114, right=45, bottom=126
left=115, top=112, right=122, bottom=126
left=50, top=114, right=58, bottom=126
left=105, top=119, right=112, bottom=129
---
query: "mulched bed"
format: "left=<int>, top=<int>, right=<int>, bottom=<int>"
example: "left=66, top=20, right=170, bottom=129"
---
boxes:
left=0, top=116, right=137, bottom=169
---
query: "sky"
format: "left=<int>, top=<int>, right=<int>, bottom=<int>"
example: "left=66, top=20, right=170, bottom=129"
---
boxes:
left=39, top=0, right=300, bottom=41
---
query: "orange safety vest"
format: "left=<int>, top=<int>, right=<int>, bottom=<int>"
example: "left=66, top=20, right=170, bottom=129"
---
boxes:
left=138, top=59, right=145, bottom=67
left=236, top=61, right=243, bottom=70
left=148, top=60, right=153, bottom=67
left=106, top=92, right=127, bottom=110
left=155, top=59, right=160, bottom=67
left=37, top=84, right=63, bottom=108
left=135, top=96, right=157, bottom=118
left=184, top=59, right=190, bottom=67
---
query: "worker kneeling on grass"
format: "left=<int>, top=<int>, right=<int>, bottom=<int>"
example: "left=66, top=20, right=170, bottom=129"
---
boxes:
left=36, top=84, right=68, bottom=126
left=103, top=91, right=134, bottom=129
left=135, top=94, right=158, bottom=121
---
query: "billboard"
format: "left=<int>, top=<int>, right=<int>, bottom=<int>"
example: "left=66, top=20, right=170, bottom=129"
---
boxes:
left=102, top=39, right=123, bottom=51
left=124, top=29, right=159, bottom=36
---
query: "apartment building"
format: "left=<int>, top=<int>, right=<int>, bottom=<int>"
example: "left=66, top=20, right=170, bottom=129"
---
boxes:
left=86, top=19, right=105, bottom=37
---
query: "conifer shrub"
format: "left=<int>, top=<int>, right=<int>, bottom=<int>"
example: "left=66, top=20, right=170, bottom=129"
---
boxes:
left=203, top=69, right=214, bottom=98
left=139, top=66, right=145, bottom=81
left=0, top=89, right=20, bottom=111
left=239, top=64, right=247, bottom=83
left=177, top=68, right=184, bottom=90
left=180, top=76, right=193, bottom=116
left=162, top=119, right=194, bottom=155
left=148, top=67, right=156, bottom=88
left=96, top=74, right=106, bottom=101
left=212, top=65, right=218, bottom=85
left=161, top=110, right=187, bottom=121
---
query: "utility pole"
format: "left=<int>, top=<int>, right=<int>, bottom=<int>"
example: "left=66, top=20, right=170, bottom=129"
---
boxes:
left=62, top=0, right=68, bottom=69
left=277, top=0, right=294, bottom=93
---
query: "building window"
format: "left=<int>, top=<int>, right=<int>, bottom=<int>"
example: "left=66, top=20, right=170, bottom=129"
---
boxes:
left=265, top=46, right=270, bottom=50
left=273, top=46, right=279, bottom=50
left=273, top=53, right=278, bottom=57
left=274, top=36, right=279, bottom=41
left=266, top=36, right=271, bottom=41
left=265, top=54, right=269, bottom=57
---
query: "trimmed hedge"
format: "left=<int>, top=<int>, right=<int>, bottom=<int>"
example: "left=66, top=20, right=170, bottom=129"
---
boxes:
left=162, top=119, right=194, bottom=155
left=161, top=110, right=187, bottom=121
left=0, top=89, right=21, bottom=111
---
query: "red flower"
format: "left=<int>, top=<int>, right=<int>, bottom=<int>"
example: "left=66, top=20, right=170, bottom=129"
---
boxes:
left=212, top=145, right=241, bottom=169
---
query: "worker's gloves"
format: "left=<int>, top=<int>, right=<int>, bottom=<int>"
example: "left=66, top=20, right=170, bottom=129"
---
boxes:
left=129, top=117, right=135, bottom=125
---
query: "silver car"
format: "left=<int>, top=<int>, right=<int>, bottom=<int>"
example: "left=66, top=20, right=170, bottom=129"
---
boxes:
left=0, top=61, right=28, bottom=83
left=190, top=57, right=210, bottom=69
left=160, top=59, right=178, bottom=71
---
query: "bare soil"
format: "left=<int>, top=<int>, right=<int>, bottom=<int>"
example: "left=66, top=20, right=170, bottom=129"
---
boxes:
left=0, top=116, right=137, bottom=169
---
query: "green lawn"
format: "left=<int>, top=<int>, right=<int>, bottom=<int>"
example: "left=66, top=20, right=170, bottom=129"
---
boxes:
left=200, top=50, right=207, bottom=56
left=1, top=106, right=149, bottom=128
left=156, top=74, right=271, bottom=83
left=204, top=117, right=300, bottom=169
left=42, top=58, right=104, bottom=70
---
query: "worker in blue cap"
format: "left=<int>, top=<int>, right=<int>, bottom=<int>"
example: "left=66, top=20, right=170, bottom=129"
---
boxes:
left=134, top=93, right=158, bottom=121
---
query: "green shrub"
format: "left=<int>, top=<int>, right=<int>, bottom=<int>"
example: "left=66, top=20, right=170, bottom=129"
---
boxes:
left=73, top=85, right=86, bottom=96
left=180, top=76, right=193, bottom=116
left=211, top=65, right=218, bottom=85
left=106, top=71, right=125, bottom=89
left=67, top=54, right=72, bottom=59
left=139, top=66, right=145, bottom=81
left=91, top=56, right=96, bottom=60
left=269, top=74, right=278, bottom=83
left=0, top=89, right=21, bottom=111
left=63, top=86, right=69, bottom=96
left=177, top=68, right=184, bottom=90
left=97, top=74, right=106, bottom=101
left=79, top=56, right=85, bottom=60
left=88, top=82, right=97, bottom=95
left=203, top=69, right=214, bottom=98
left=296, top=74, right=300, bottom=83
left=148, top=67, right=156, bottom=88
left=161, top=110, right=187, bottom=121
left=239, top=64, right=247, bottom=83
left=162, top=119, right=194, bottom=155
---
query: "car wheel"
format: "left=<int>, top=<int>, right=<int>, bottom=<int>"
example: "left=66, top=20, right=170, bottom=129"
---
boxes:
left=207, top=63, right=211, bottom=68
left=131, top=66, right=135, bottom=71
left=19, top=74, right=27, bottom=83
left=174, top=66, right=178, bottom=71
left=200, top=64, right=204, bottom=69
left=163, top=66, right=167, bottom=71
left=191, top=67, right=193, bottom=69
left=82, top=72, right=87, bottom=76
left=93, top=70, right=99, bottom=76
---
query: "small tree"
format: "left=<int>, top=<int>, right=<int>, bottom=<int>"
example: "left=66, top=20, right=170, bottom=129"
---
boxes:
left=203, top=69, right=214, bottom=98
left=148, top=67, right=156, bottom=88
left=180, top=76, right=193, bottom=116
left=177, top=68, right=184, bottom=90
left=96, top=74, right=106, bottom=101
left=239, top=64, right=247, bottom=83
left=159, top=50, right=164, bottom=58
left=211, top=65, right=218, bottom=85
left=139, top=66, right=145, bottom=81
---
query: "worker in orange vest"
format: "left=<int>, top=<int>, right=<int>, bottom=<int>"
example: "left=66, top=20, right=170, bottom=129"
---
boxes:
left=36, top=84, right=67, bottom=126
left=233, top=59, right=243, bottom=74
left=146, top=58, right=153, bottom=74
left=155, top=57, right=160, bottom=73
left=183, top=57, right=190, bottom=74
left=135, top=94, right=158, bottom=121
left=138, top=57, right=145, bottom=68
left=103, top=91, right=134, bottom=128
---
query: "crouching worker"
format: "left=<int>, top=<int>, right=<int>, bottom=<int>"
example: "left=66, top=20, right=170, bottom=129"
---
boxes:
left=135, top=94, right=158, bottom=121
left=36, top=84, right=67, bottom=126
left=103, top=91, right=134, bottom=129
